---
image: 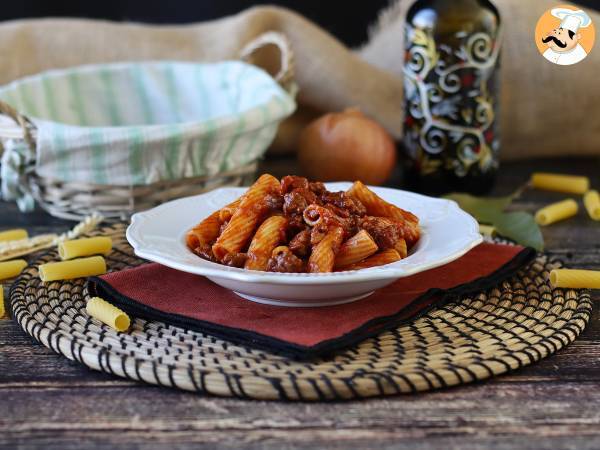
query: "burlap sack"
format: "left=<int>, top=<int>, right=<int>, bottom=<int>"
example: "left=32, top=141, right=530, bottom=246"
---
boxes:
left=0, top=1, right=597, bottom=160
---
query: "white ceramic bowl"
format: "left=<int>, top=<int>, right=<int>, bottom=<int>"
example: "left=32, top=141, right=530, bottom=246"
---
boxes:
left=126, top=183, right=482, bottom=307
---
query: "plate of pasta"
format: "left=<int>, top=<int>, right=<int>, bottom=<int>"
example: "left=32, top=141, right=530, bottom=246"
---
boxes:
left=127, top=174, right=482, bottom=307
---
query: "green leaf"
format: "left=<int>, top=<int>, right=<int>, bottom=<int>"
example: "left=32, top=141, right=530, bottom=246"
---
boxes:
left=443, top=192, right=544, bottom=251
left=494, top=212, right=544, bottom=251
left=443, top=193, right=514, bottom=223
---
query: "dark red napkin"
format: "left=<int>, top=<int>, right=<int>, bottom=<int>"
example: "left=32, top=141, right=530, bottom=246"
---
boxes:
left=88, top=243, right=534, bottom=358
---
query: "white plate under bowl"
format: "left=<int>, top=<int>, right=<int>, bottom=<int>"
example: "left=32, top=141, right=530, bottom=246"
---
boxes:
left=126, top=183, right=482, bottom=307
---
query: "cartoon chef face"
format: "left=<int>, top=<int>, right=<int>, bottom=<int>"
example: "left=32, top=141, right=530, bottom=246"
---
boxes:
left=542, top=27, right=581, bottom=53
left=538, top=7, right=593, bottom=66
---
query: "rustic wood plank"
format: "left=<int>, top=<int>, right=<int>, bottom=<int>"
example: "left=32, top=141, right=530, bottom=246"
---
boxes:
left=0, top=202, right=72, bottom=228
left=2, top=383, right=600, bottom=449
left=3, top=434, right=600, bottom=450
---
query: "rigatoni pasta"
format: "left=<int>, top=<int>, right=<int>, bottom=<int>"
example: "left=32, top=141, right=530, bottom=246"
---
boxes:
left=186, top=211, right=221, bottom=251
left=344, top=249, right=402, bottom=271
left=218, top=199, right=241, bottom=223
left=212, top=174, right=281, bottom=261
left=584, top=190, right=600, bottom=221
left=334, top=230, right=378, bottom=268
left=86, top=297, right=131, bottom=332
left=58, top=237, right=112, bottom=260
left=186, top=199, right=240, bottom=252
left=535, top=199, right=578, bottom=226
left=550, top=269, right=600, bottom=289
left=347, top=181, right=418, bottom=224
left=308, top=226, right=344, bottom=273
left=0, top=259, right=27, bottom=280
left=394, top=239, right=408, bottom=259
left=187, top=174, right=420, bottom=273
left=0, top=229, right=28, bottom=242
left=530, top=173, right=590, bottom=194
left=346, top=181, right=420, bottom=245
left=245, top=215, right=288, bottom=271
left=39, top=256, right=106, bottom=282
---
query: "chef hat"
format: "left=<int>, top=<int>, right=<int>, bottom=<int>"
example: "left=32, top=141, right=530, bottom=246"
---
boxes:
left=551, top=8, right=592, bottom=33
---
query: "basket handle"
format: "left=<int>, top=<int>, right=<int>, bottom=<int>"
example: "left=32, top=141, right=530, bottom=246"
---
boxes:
left=240, top=31, right=295, bottom=92
left=0, top=99, right=36, bottom=151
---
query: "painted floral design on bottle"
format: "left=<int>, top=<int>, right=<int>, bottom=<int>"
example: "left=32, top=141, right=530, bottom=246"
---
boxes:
left=403, top=25, right=501, bottom=182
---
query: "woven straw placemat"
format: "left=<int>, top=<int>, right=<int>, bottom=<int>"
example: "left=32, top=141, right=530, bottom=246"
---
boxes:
left=9, top=223, right=593, bottom=401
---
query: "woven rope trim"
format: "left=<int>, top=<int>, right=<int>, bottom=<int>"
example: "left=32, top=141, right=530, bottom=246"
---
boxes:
left=9, top=224, right=593, bottom=401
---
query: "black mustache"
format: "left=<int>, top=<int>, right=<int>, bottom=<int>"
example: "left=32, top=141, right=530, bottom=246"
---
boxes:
left=542, top=35, right=567, bottom=48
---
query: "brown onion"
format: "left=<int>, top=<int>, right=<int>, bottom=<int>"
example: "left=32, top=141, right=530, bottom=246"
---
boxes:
left=298, top=108, right=396, bottom=185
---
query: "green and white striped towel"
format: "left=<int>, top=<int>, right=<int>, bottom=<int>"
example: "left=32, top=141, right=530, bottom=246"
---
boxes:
left=0, top=60, right=295, bottom=207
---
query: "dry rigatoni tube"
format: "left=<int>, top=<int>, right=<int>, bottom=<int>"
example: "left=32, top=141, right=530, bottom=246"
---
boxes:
left=0, top=229, right=28, bottom=242
left=550, top=269, right=600, bottom=289
left=530, top=173, right=590, bottom=194
left=535, top=199, right=578, bottom=226
left=58, top=237, right=112, bottom=260
left=584, top=190, right=600, bottom=221
left=86, top=297, right=130, bottom=332
left=39, top=256, right=106, bottom=282
left=0, top=259, right=27, bottom=280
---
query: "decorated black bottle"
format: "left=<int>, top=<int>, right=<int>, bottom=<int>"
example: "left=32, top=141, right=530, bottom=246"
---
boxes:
left=402, top=0, right=501, bottom=195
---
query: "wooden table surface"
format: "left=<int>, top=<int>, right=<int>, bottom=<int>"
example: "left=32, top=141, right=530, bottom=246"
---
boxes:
left=1, top=157, right=599, bottom=450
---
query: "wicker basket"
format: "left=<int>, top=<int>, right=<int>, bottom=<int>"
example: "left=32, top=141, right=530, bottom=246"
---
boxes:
left=0, top=32, right=295, bottom=221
